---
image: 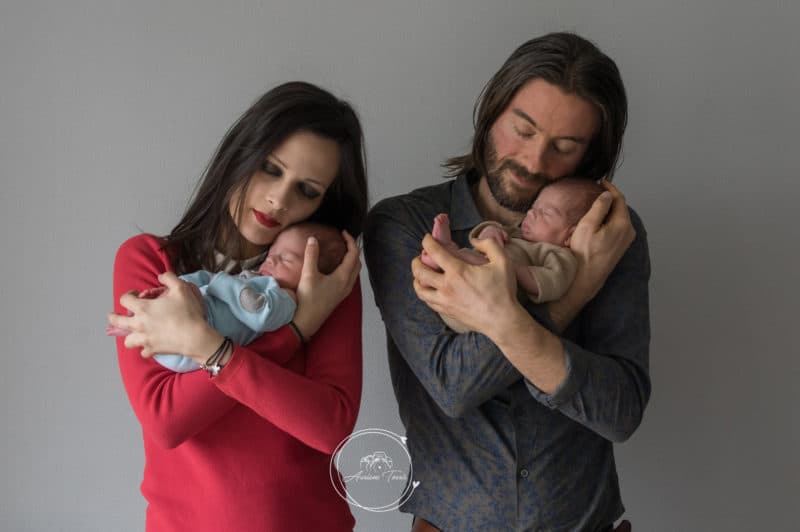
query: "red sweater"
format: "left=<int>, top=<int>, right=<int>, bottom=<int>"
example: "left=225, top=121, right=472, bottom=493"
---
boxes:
left=113, top=234, right=361, bottom=532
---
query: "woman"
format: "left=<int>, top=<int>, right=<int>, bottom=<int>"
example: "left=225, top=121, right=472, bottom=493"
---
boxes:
left=108, top=81, right=368, bottom=531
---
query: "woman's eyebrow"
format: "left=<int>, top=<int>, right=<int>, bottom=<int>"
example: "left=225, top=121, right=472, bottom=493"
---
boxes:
left=269, top=154, right=287, bottom=168
left=268, top=155, right=326, bottom=186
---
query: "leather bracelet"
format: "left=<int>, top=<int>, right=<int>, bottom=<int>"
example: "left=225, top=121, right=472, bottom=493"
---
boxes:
left=288, top=321, right=308, bottom=344
left=201, top=336, right=231, bottom=376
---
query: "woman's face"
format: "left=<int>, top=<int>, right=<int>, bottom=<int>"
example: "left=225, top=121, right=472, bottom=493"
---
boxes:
left=229, top=130, right=340, bottom=257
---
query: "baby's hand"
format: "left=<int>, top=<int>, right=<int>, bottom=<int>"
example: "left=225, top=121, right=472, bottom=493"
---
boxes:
left=106, top=324, right=132, bottom=336
left=146, top=283, right=205, bottom=313
left=138, top=286, right=168, bottom=299
left=106, top=286, right=167, bottom=336
left=477, top=225, right=508, bottom=247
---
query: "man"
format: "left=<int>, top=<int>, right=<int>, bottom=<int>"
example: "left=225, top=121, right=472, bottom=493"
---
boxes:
left=364, top=32, right=649, bottom=531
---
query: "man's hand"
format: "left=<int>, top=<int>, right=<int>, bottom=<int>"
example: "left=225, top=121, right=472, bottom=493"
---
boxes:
left=549, top=180, right=635, bottom=330
left=412, top=234, right=519, bottom=338
left=414, top=233, right=568, bottom=393
left=570, top=180, right=635, bottom=296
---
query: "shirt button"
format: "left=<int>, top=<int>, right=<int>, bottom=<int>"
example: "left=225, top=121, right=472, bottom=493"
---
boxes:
left=520, top=468, right=529, bottom=479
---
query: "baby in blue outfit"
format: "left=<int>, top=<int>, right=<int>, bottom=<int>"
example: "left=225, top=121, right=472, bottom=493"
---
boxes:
left=108, top=222, right=346, bottom=372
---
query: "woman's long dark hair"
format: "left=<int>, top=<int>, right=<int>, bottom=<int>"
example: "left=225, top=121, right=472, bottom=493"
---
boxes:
left=445, top=32, right=627, bottom=182
left=162, top=82, right=368, bottom=275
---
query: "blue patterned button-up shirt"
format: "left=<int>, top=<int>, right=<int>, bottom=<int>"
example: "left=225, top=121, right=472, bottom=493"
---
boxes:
left=363, top=173, right=651, bottom=532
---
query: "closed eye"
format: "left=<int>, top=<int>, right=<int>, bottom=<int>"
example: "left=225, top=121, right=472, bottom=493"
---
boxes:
left=552, top=140, right=578, bottom=155
left=280, top=251, right=302, bottom=264
left=513, top=126, right=534, bottom=139
left=262, top=161, right=282, bottom=177
left=298, top=182, right=322, bottom=200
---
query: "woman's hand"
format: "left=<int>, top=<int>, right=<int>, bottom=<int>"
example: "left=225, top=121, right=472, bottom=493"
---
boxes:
left=292, top=230, right=361, bottom=340
left=412, top=234, right=520, bottom=339
left=108, top=272, right=221, bottom=360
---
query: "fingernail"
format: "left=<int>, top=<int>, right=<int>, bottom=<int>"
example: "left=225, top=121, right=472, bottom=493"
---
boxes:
left=599, top=191, right=612, bottom=200
left=308, top=236, right=318, bottom=246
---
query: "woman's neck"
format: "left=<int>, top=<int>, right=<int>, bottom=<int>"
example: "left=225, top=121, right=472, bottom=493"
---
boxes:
left=217, top=224, right=268, bottom=261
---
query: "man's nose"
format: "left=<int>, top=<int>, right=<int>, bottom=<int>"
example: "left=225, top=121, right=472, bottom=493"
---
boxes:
left=521, top=138, right=548, bottom=174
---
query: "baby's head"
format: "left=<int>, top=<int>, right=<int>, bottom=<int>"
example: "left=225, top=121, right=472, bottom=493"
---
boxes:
left=520, top=178, right=605, bottom=247
left=257, top=222, right=347, bottom=289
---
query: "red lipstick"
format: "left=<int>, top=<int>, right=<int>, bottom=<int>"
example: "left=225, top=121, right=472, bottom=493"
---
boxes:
left=254, top=210, right=281, bottom=228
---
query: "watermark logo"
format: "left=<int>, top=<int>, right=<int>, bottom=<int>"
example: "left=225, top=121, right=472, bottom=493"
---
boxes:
left=329, top=428, right=420, bottom=512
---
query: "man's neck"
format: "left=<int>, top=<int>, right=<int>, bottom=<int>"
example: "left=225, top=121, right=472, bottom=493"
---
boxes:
left=471, top=176, right=525, bottom=226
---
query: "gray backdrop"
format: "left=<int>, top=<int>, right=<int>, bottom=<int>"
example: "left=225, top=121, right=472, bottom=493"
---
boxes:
left=2, top=1, right=798, bottom=531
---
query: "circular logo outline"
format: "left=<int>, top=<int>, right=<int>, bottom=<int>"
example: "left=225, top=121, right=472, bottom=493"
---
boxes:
left=329, top=428, right=419, bottom=512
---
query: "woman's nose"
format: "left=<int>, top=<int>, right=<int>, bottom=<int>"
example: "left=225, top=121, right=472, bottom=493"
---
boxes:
left=267, top=184, right=291, bottom=212
left=268, top=195, right=287, bottom=211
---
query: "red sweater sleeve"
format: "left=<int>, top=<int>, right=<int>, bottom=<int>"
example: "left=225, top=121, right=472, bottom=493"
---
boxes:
left=113, top=234, right=302, bottom=449
left=213, top=280, right=363, bottom=454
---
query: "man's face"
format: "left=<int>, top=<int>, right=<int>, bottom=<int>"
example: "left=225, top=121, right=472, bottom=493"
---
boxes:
left=484, top=79, right=600, bottom=212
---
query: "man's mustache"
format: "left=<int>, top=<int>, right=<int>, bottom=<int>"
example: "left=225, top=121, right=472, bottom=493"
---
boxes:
left=500, top=159, right=551, bottom=183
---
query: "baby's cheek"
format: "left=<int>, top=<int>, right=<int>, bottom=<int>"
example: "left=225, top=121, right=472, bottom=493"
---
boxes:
left=520, top=218, right=537, bottom=241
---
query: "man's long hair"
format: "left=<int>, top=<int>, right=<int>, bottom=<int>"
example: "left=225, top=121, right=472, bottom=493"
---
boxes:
left=444, top=32, right=627, bottom=182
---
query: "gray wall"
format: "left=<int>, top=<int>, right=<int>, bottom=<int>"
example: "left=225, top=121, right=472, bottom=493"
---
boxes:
left=2, top=1, right=797, bottom=530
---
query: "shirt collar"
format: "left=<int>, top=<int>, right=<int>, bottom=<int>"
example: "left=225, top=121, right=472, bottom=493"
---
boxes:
left=213, top=249, right=268, bottom=273
left=448, top=172, right=484, bottom=231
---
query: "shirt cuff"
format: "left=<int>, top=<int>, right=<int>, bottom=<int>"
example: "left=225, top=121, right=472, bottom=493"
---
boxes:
left=524, top=338, right=588, bottom=410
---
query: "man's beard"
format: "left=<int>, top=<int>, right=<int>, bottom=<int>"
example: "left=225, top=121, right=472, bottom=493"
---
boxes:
left=484, top=136, right=551, bottom=213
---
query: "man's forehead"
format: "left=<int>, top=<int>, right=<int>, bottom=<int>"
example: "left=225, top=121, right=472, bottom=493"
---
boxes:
left=506, top=79, right=599, bottom=139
